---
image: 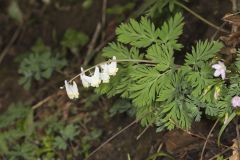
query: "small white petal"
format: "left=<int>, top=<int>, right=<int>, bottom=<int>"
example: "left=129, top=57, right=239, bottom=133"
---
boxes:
left=100, top=72, right=110, bottom=83
left=218, top=61, right=225, bottom=67
left=72, top=81, right=79, bottom=98
left=100, top=64, right=110, bottom=83
left=80, top=74, right=91, bottom=88
left=108, top=56, right=118, bottom=76
left=100, top=64, right=109, bottom=71
left=220, top=70, right=226, bottom=80
left=212, top=64, right=221, bottom=70
left=80, top=68, right=91, bottom=88
left=90, top=67, right=101, bottom=87
left=214, top=70, right=221, bottom=77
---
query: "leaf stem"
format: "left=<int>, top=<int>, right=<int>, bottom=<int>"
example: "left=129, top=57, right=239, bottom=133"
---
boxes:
left=175, top=1, right=229, bottom=33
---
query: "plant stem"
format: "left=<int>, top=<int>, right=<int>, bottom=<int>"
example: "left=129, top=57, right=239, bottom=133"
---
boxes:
left=84, top=119, right=138, bottom=160
left=175, top=1, right=229, bottom=33
left=200, top=119, right=219, bottom=160
left=235, top=117, right=240, bottom=160
left=65, top=59, right=156, bottom=85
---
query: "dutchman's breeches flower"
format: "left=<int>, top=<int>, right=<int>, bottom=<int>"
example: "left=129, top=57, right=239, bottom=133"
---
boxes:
left=90, top=66, right=101, bottom=87
left=80, top=68, right=91, bottom=88
left=80, top=67, right=101, bottom=88
left=64, top=80, right=79, bottom=99
left=212, top=61, right=226, bottom=80
left=100, top=64, right=110, bottom=83
left=232, top=96, right=240, bottom=108
left=108, top=56, right=118, bottom=76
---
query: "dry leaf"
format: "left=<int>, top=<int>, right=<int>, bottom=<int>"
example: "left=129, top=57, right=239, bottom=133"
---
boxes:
left=229, top=139, right=240, bottom=160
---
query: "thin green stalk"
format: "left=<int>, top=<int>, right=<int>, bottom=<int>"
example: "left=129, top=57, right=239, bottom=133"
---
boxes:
left=175, top=1, right=229, bottom=33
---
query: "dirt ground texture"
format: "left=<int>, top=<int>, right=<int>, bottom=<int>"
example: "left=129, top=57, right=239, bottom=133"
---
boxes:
left=0, top=0, right=239, bottom=160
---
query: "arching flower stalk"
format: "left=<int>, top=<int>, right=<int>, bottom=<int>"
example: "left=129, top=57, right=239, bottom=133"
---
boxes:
left=62, top=56, right=155, bottom=99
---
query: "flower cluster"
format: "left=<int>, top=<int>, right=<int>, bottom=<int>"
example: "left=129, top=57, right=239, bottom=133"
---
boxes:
left=64, top=56, right=118, bottom=99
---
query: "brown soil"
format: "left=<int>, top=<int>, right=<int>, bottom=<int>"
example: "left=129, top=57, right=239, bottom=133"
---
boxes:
left=0, top=0, right=237, bottom=160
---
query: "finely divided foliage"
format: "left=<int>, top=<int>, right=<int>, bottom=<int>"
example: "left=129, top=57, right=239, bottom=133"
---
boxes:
left=97, top=13, right=227, bottom=130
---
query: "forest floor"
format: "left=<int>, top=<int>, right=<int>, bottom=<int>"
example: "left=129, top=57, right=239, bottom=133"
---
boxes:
left=0, top=0, right=238, bottom=159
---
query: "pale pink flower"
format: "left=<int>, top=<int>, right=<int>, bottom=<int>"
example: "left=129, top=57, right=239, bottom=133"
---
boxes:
left=212, top=61, right=226, bottom=80
left=232, top=96, right=240, bottom=108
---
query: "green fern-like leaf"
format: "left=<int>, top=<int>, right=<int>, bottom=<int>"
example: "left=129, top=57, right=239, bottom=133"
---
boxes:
left=0, top=102, right=30, bottom=129
left=146, top=44, right=174, bottom=71
left=102, top=42, right=143, bottom=60
left=95, top=66, right=132, bottom=98
left=185, top=40, right=223, bottom=67
left=157, top=72, right=196, bottom=130
left=158, top=12, right=184, bottom=50
left=129, top=65, right=169, bottom=107
left=116, top=17, right=159, bottom=48
left=183, top=40, right=223, bottom=97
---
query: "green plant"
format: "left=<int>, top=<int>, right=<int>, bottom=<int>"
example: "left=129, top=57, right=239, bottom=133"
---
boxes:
left=82, top=0, right=93, bottom=9
left=109, top=99, right=135, bottom=117
left=8, top=0, right=23, bottom=24
left=61, top=28, right=89, bottom=55
left=0, top=101, right=102, bottom=159
left=81, top=128, right=102, bottom=158
left=18, top=39, right=67, bottom=89
left=53, top=124, right=79, bottom=150
left=0, top=102, right=36, bottom=159
left=106, top=3, right=135, bottom=15
left=65, top=12, right=235, bottom=134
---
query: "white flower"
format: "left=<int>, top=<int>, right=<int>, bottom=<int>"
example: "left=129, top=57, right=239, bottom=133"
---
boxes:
left=89, top=66, right=101, bottom=87
left=80, top=67, right=101, bottom=88
left=100, top=64, right=110, bottom=83
left=64, top=80, right=79, bottom=99
left=108, top=56, right=118, bottom=76
left=212, top=61, right=226, bottom=80
left=232, top=96, right=240, bottom=108
left=80, top=68, right=91, bottom=88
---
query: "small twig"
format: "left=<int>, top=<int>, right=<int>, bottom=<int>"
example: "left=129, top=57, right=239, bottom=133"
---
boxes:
left=231, top=0, right=240, bottom=33
left=92, top=33, right=115, bottom=54
left=235, top=117, right=240, bottom=160
left=136, top=126, right=149, bottom=140
left=200, top=119, right=219, bottom=160
left=232, top=0, right=239, bottom=12
left=84, top=119, right=138, bottom=160
left=0, top=26, right=21, bottom=64
left=32, top=95, right=53, bottom=110
left=208, top=147, right=232, bottom=160
left=175, top=1, right=229, bottom=33
left=157, top=142, right=163, bottom=153
left=101, top=0, right=107, bottom=42
left=182, top=129, right=229, bottom=148
left=83, top=23, right=102, bottom=66
left=211, top=22, right=227, bottom=40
